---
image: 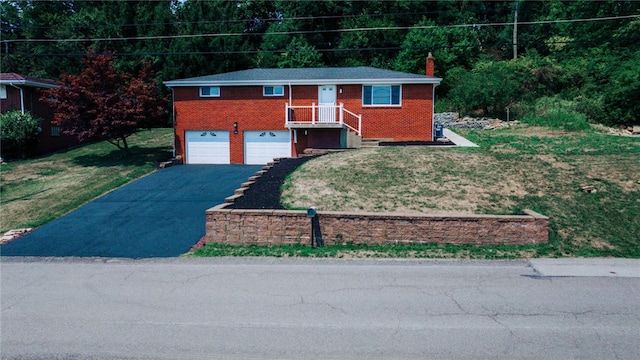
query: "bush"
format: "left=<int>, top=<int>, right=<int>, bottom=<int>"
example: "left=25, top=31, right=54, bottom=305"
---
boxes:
left=521, top=111, right=591, bottom=132
left=0, top=111, right=41, bottom=159
left=519, top=96, right=591, bottom=131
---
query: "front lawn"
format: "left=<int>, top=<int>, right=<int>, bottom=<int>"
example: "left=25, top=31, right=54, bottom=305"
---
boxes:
left=273, top=124, right=639, bottom=258
left=0, top=128, right=173, bottom=233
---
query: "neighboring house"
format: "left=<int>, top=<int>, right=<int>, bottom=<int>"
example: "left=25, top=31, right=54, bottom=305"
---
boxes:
left=164, top=54, right=441, bottom=165
left=0, top=73, right=77, bottom=155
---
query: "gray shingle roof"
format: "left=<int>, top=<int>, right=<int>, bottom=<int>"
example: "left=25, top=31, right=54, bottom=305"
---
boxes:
left=164, top=67, right=441, bottom=87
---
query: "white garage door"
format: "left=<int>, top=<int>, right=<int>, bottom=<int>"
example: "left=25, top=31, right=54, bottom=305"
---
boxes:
left=244, top=131, right=291, bottom=165
left=185, top=130, right=230, bottom=164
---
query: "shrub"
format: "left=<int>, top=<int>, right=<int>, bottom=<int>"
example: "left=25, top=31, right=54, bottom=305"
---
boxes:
left=0, top=110, right=41, bottom=159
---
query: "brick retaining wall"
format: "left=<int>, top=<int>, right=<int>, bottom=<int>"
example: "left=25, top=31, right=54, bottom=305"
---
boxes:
left=205, top=205, right=549, bottom=246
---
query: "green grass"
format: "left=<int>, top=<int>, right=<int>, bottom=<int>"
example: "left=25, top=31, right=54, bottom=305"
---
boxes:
left=190, top=241, right=565, bottom=259
left=0, top=128, right=173, bottom=233
left=268, top=124, right=640, bottom=259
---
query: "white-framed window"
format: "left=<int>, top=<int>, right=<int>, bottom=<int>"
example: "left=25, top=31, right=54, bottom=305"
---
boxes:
left=263, top=86, right=284, bottom=97
left=363, top=85, right=401, bottom=106
left=51, top=126, right=60, bottom=137
left=200, top=86, right=220, bottom=97
left=0, top=85, right=7, bottom=99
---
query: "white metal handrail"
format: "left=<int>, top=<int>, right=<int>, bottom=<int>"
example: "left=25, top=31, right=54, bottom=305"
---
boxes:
left=285, top=102, right=361, bottom=136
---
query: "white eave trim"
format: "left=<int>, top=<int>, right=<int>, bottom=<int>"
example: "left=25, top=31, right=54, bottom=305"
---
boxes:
left=0, top=80, right=58, bottom=89
left=164, top=77, right=442, bottom=87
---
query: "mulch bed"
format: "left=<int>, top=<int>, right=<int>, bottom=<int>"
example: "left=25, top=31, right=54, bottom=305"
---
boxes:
left=379, top=140, right=454, bottom=146
left=229, top=156, right=317, bottom=209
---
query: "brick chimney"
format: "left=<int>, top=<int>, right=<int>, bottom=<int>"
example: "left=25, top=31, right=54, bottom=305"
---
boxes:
left=426, top=52, right=435, bottom=77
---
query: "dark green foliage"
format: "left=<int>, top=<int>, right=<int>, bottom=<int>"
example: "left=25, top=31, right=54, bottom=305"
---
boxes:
left=1, top=1, right=638, bottom=125
left=0, top=111, right=40, bottom=159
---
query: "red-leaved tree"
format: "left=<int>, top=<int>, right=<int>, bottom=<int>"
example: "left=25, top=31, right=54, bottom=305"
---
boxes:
left=43, top=50, right=167, bottom=151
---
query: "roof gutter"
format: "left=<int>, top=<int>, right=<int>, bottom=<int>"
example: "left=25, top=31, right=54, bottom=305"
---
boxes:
left=164, top=77, right=442, bottom=88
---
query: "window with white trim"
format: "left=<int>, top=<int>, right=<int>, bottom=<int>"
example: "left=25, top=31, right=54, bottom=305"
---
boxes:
left=200, top=86, right=220, bottom=97
left=0, top=85, right=7, bottom=99
left=363, top=85, right=401, bottom=106
left=263, top=86, right=284, bottom=97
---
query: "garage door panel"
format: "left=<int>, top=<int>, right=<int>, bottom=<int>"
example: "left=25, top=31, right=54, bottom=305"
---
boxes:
left=185, top=131, right=230, bottom=164
left=244, top=131, right=291, bottom=165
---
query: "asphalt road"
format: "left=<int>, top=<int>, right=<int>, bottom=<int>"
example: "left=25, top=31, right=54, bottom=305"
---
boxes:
left=2, top=257, right=639, bottom=359
left=0, top=165, right=261, bottom=258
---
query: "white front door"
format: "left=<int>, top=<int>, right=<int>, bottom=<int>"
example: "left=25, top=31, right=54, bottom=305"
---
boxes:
left=318, top=85, right=337, bottom=123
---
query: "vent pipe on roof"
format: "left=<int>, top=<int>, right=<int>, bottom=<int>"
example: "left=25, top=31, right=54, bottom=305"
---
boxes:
left=426, top=53, right=435, bottom=77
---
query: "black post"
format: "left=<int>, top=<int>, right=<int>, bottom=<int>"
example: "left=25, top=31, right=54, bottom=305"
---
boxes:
left=313, top=216, right=324, bottom=247
left=310, top=216, right=315, bottom=247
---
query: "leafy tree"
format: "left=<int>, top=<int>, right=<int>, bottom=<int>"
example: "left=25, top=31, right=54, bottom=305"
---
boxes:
left=335, top=15, right=403, bottom=69
left=42, top=50, right=167, bottom=151
left=601, top=55, right=640, bottom=125
left=0, top=110, right=41, bottom=159
left=276, top=36, right=323, bottom=68
left=446, top=60, right=531, bottom=116
left=395, top=18, right=482, bottom=77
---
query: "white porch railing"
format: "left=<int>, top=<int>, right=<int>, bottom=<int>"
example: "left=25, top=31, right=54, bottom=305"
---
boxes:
left=285, top=102, right=362, bottom=136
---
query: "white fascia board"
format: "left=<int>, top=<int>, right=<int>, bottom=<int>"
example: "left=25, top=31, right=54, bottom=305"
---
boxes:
left=164, top=77, right=442, bottom=87
left=0, top=80, right=58, bottom=89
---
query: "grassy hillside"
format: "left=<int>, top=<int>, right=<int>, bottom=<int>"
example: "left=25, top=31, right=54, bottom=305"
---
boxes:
left=0, top=128, right=173, bottom=233
left=280, top=125, right=640, bottom=258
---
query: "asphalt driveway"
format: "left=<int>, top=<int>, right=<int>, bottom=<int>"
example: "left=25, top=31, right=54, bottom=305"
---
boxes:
left=0, top=165, right=261, bottom=258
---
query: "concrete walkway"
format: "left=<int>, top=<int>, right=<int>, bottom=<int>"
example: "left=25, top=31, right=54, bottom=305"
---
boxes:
left=529, top=258, right=640, bottom=278
left=443, top=128, right=479, bottom=147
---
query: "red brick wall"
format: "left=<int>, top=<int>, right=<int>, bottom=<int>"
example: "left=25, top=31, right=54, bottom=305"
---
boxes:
left=172, top=83, right=435, bottom=163
left=174, top=86, right=292, bottom=163
left=205, top=206, right=549, bottom=246
left=1, top=86, right=77, bottom=155
left=338, top=84, right=434, bottom=141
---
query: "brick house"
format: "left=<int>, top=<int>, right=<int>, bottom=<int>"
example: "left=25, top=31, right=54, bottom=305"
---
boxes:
left=0, top=73, right=77, bottom=156
left=164, top=55, right=441, bottom=164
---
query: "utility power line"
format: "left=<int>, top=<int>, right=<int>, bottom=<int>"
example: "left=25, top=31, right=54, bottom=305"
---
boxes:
left=14, top=35, right=640, bottom=58
left=2, top=14, right=638, bottom=44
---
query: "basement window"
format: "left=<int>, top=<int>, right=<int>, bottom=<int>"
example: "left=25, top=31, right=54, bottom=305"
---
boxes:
left=363, top=85, right=401, bottom=106
left=263, top=86, right=284, bottom=97
left=200, top=86, right=220, bottom=97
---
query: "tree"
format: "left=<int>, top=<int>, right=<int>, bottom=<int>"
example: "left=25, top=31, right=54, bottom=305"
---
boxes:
left=395, top=18, right=482, bottom=77
left=42, top=50, right=167, bottom=151
left=446, top=60, right=530, bottom=116
left=0, top=110, right=41, bottom=159
left=601, top=55, right=640, bottom=125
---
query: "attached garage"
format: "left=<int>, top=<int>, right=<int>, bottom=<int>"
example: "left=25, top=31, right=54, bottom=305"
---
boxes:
left=244, top=131, right=291, bottom=165
left=185, top=130, right=230, bottom=164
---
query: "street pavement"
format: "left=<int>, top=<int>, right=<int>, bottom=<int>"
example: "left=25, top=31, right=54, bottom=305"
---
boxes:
left=0, top=165, right=261, bottom=258
left=2, top=257, right=639, bottom=359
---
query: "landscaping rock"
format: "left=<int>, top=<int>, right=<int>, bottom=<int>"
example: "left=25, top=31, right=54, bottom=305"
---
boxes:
left=1, top=228, right=33, bottom=245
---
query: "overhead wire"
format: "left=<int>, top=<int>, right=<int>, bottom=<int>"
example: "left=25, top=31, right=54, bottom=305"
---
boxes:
left=2, top=14, right=638, bottom=44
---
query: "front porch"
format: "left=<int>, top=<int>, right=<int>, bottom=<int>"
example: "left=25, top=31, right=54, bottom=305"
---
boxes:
left=284, top=103, right=362, bottom=137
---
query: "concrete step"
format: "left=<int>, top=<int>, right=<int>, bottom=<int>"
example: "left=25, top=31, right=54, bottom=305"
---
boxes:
left=360, top=138, right=393, bottom=147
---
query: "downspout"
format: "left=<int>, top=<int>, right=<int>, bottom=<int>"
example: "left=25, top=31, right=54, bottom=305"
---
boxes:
left=432, top=83, right=439, bottom=140
left=9, top=84, right=25, bottom=114
left=170, top=87, right=176, bottom=158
